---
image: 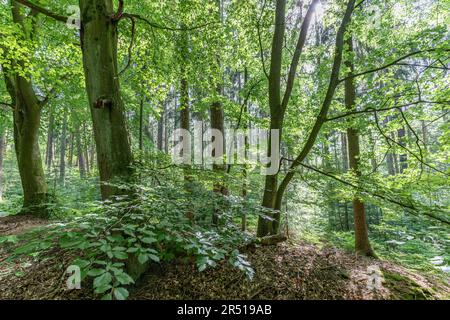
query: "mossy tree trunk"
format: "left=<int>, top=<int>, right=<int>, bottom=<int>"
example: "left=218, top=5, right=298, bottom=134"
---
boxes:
left=79, top=0, right=133, bottom=199
left=1, top=3, right=49, bottom=216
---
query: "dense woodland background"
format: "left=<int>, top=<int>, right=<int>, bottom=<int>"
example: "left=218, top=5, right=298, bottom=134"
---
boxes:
left=0, top=0, right=449, bottom=300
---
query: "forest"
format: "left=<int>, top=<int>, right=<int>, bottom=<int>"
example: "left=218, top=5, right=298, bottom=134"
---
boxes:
left=0, top=0, right=449, bottom=302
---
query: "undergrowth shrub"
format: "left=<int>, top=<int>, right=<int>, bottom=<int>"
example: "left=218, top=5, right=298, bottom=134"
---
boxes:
left=3, top=160, right=268, bottom=300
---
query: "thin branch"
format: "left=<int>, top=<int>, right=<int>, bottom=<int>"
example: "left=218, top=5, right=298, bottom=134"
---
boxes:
left=338, top=49, right=449, bottom=83
left=119, top=15, right=136, bottom=76
left=297, top=161, right=450, bottom=225
left=281, top=0, right=319, bottom=112
left=235, top=79, right=263, bottom=129
left=325, top=100, right=450, bottom=122
left=354, top=0, right=367, bottom=10
left=256, top=0, right=269, bottom=80
left=121, top=13, right=217, bottom=31
left=374, top=110, right=448, bottom=176
left=15, top=0, right=68, bottom=23
left=226, top=78, right=263, bottom=174
left=425, top=110, right=450, bottom=127
left=111, top=0, right=124, bottom=21
left=397, top=106, right=424, bottom=177
left=394, top=62, right=450, bottom=70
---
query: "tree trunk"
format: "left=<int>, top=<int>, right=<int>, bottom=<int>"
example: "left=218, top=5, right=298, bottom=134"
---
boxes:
left=79, top=0, right=134, bottom=199
left=13, top=79, right=48, bottom=215
left=68, top=132, right=74, bottom=169
left=157, top=102, right=165, bottom=151
left=76, top=126, right=86, bottom=179
left=345, top=36, right=375, bottom=257
left=0, top=3, right=49, bottom=216
left=0, top=128, right=5, bottom=202
left=241, top=69, right=249, bottom=231
left=59, top=108, right=68, bottom=185
left=139, top=97, right=144, bottom=151
left=272, top=0, right=356, bottom=233
left=397, top=126, right=407, bottom=173
left=341, top=132, right=349, bottom=172
left=45, top=109, right=55, bottom=172
left=257, top=0, right=286, bottom=237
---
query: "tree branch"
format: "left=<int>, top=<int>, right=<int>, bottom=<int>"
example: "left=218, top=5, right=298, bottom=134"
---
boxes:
left=325, top=100, right=450, bottom=122
left=281, top=0, right=319, bottom=112
left=338, top=49, right=449, bottom=84
left=297, top=161, right=450, bottom=225
left=373, top=110, right=448, bottom=176
left=118, top=15, right=136, bottom=75
left=121, top=13, right=217, bottom=31
left=15, top=0, right=68, bottom=23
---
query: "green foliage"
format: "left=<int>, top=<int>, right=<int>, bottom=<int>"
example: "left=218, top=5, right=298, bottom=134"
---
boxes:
left=6, top=159, right=263, bottom=299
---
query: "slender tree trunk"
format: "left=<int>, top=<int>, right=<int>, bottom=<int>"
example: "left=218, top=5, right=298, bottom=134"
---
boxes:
left=45, top=109, right=55, bottom=172
left=0, top=128, right=5, bottom=202
left=241, top=69, right=249, bottom=231
left=89, top=135, right=95, bottom=172
left=340, top=132, right=350, bottom=230
left=341, top=132, right=349, bottom=171
left=79, top=0, right=134, bottom=199
left=398, top=126, right=407, bottom=173
left=157, top=102, right=165, bottom=151
left=82, top=123, right=90, bottom=175
left=68, top=132, right=74, bottom=169
left=139, top=97, right=144, bottom=151
left=345, top=36, right=375, bottom=257
left=59, top=108, right=67, bottom=185
left=211, top=0, right=228, bottom=225
left=257, top=0, right=286, bottom=237
left=421, top=120, right=428, bottom=152
left=386, top=153, right=396, bottom=175
left=76, top=126, right=86, bottom=179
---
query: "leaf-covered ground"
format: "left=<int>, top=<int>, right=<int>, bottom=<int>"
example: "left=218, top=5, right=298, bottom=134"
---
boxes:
left=0, top=217, right=448, bottom=300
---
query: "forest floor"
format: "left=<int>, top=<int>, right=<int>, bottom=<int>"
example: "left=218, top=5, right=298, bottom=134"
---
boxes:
left=0, top=216, right=449, bottom=300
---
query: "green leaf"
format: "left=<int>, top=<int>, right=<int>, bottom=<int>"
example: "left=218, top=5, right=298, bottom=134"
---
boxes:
left=138, top=253, right=149, bottom=264
left=93, top=272, right=112, bottom=288
left=101, top=293, right=113, bottom=300
left=116, top=272, right=135, bottom=285
left=148, top=254, right=160, bottom=262
left=87, top=268, right=106, bottom=277
left=141, top=237, right=157, bottom=244
left=95, top=284, right=112, bottom=294
left=113, top=287, right=129, bottom=300
left=113, top=251, right=128, bottom=260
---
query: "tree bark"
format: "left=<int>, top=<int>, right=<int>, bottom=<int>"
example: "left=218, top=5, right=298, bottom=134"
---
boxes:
left=79, top=0, right=134, bottom=199
left=257, top=0, right=286, bottom=237
left=45, top=109, right=55, bottom=172
left=345, top=37, right=375, bottom=257
left=157, top=102, right=165, bottom=151
left=76, top=126, right=86, bottom=179
left=1, top=3, right=49, bottom=216
left=139, top=97, right=144, bottom=151
left=0, top=128, right=6, bottom=202
left=59, top=108, right=68, bottom=185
